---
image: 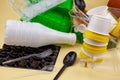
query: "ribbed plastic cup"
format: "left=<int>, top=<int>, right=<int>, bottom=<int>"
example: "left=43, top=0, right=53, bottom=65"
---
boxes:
left=84, top=38, right=108, bottom=46
left=82, top=42, right=107, bottom=54
left=84, top=29, right=109, bottom=43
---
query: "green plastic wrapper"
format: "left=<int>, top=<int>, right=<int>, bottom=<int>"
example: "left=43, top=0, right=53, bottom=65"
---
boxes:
left=29, top=0, right=73, bottom=32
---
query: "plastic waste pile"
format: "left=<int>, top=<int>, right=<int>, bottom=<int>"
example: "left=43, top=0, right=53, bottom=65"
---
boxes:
left=4, top=0, right=120, bottom=72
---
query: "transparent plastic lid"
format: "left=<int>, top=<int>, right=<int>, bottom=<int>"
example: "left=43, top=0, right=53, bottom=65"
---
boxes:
left=80, top=47, right=120, bottom=73
left=7, top=0, right=66, bottom=21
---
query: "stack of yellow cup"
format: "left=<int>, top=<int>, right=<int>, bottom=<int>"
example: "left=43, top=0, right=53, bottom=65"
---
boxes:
left=80, top=15, right=112, bottom=67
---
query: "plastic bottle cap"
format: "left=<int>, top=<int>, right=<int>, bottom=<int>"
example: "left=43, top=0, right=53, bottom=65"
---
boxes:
left=84, top=29, right=109, bottom=42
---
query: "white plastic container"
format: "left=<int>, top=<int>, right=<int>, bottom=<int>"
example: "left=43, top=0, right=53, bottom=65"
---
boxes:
left=87, top=6, right=117, bottom=31
left=87, top=6, right=108, bottom=17
left=4, top=20, right=76, bottom=47
left=87, top=15, right=112, bottom=35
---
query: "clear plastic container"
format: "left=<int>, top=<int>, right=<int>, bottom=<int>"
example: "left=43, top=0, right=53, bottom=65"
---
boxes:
left=7, top=0, right=73, bottom=33
left=93, top=48, right=120, bottom=73
left=80, top=47, right=120, bottom=73
left=7, top=0, right=66, bottom=21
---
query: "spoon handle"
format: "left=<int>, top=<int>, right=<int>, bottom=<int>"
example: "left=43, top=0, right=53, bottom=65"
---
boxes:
left=53, top=65, right=67, bottom=80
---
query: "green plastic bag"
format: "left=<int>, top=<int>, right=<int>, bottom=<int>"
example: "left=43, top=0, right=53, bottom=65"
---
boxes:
left=30, top=0, right=73, bottom=32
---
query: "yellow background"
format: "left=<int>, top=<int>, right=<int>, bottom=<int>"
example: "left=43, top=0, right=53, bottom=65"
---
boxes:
left=0, top=0, right=120, bottom=80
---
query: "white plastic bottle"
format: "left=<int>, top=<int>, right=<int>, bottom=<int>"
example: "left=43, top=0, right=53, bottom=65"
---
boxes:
left=4, top=20, right=76, bottom=47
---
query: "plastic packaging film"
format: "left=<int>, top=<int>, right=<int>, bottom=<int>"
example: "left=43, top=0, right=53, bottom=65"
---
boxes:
left=7, top=0, right=66, bottom=21
left=30, top=0, right=73, bottom=33
left=93, top=48, right=120, bottom=73
left=30, top=7, right=71, bottom=32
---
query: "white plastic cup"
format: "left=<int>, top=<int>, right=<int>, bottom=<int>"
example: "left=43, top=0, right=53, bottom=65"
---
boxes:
left=87, top=6, right=108, bottom=16
left=87, top=6, right=117, bottom=32
left=4, top=20, right=76, bottom=47
left=87, top=15, right=112, bottom=35
left=87, top=6, right=108, bottom=19
left=84, top=38, right=108, bottom=46
left=105, top=12, right=117, bottom=31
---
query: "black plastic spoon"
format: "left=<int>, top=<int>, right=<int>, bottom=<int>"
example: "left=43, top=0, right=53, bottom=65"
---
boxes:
left=53, top=51, right=77, bottom=80
left=75, top=0, right=86, bottom=12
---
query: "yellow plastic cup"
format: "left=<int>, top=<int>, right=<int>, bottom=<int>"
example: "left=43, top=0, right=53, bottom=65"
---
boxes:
left=80, top=50, right=103, bottom=67
left=82, top=42, right=107, bottom=54
left=117, top=18, right=120, bottom=22
left=84, top=30, right=109, bottom=42
left=110, top=20, right=120, bottom=38
left=80, top=50, right=103, bottom=68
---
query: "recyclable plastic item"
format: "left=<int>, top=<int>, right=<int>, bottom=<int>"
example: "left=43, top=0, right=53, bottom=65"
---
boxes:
left=4, top=20, right=76, bottom=47
left=53, top=51, right=77, bottom=80
left=30, top=7, right=71, bottom=32
left=93, top=48, right=120, bottom=73
left=70, top=0, right=88, bottom=43
left=74, top=0, right=86, bottom=12
left=80, top=47, right=103, bottom=59
left=82, top=42, right=107, bottom=54
left=2, top=49, right=52, bottom=65
left=58, top=0, right=73, bottom=11
left=0, top=44, right=60, bottom=71
left=30, top=0, right=73, bottom=33
left=84, top=38, right=108, bottom=46
left=80, top=48, right=103, bottom=59
left=87, top=15, right=112, bottom=35
left=87, top=6, right=117, bottom=29
left=87, top=6, right=108, bottom=17
left=110, top=20, right=120, bottom=38
left=84, top=30, right=109, bottom=43
left=80, top=48, right=103, bottom=68
left=7, top=0, right=66, bottom=21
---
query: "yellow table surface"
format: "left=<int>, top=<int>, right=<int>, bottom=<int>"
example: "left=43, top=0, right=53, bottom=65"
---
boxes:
left=0, top=0, right=120, bottom=80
